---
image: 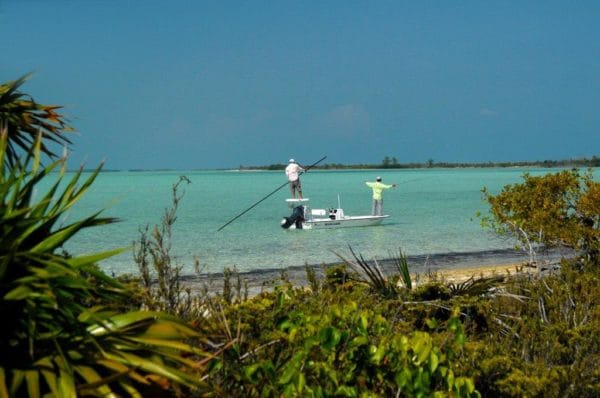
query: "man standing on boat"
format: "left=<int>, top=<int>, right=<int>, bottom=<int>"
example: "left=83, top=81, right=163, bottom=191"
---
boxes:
left=285, top=159, right=304, bottom=199
left=366, top=176, right=396, bottom=216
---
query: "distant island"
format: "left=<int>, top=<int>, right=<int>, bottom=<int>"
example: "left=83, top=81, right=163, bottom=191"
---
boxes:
left=237, top=155, right=600, bottom=171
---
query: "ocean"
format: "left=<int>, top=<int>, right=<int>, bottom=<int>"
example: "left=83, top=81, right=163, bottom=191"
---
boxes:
left=55, top=167, right=597, bottom=277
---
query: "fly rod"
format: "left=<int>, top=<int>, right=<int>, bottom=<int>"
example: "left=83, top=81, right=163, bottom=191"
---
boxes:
left=217, top=155, right=327, bottom=232
left=399, top=177, right=428, bottom=184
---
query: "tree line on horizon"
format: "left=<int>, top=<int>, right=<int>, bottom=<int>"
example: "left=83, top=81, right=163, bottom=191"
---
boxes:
left=242, top=155, right=600, bottom=171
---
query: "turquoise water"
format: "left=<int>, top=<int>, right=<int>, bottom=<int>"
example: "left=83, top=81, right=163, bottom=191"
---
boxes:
left=57, top=167, right=597, bottom=276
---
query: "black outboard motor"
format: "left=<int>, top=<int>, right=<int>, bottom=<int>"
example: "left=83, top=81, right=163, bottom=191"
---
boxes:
left=281, top=205, right=305, bottom=229
left=328, top=208, right=337, bottom=220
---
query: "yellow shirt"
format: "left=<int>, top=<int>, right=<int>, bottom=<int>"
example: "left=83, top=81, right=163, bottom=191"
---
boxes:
left=366, top=181, right=393, bottom=200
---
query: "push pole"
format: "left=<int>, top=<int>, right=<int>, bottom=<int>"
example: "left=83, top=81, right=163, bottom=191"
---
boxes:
left=216, top=156, right=327, bottom=232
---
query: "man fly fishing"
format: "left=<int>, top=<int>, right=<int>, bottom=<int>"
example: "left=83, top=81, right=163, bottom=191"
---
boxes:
left=366, top=176, right=397, bottom=216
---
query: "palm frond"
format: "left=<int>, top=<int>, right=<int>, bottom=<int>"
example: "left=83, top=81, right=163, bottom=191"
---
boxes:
left=391, top=247, right=412, bottom=289
left=448, top=275, right=506, bottom=297
left=0, top=119, right=211, bottom=396
left=334, top=245, right=398, bottom=297
left=0, top=75, right=73, bottom=167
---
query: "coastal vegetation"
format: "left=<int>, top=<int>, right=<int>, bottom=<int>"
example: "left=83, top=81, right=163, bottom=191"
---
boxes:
left=480, top=169, right=600, bottom=269
left=2, top=76, right=599, bottom=397
left=0, top=77, right=212, bottom=397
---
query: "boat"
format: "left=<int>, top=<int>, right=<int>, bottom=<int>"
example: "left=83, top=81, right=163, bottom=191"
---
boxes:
left=280, top=197, right=389, bottom=229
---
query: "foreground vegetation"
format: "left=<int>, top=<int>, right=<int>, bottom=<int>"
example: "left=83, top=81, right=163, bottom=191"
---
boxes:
left=2, top=76, right=599, bottom=397
left=192, top=259, right=599, bottom=397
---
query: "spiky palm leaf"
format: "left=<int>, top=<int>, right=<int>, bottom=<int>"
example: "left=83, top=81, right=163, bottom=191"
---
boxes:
left=0, top=75, right=72, bottom=168
left=391, top=248, right=412, bottom=289
left=447, top=275, right=506, bottom=297
left=334, top=245, right=399, bottom=297
left=0, top=131, right=211, bottom=397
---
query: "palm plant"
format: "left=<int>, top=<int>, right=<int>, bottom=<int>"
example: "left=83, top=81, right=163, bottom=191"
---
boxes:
left=392, top=248, right=412, bottom=289
left=334, top=245, right=399, bottom=297
left=0, top=131, right=212, bottom=394
left=0, top=74, right=72, bottom=168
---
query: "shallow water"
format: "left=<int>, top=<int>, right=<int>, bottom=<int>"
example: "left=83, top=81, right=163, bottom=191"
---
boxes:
left=55, top=167, right=597, bottom=276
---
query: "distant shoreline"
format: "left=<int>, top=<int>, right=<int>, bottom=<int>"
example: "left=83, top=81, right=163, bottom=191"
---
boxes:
left=237, top=156, right=599, bottom=172
left=76, top=157, right=600, bottom=173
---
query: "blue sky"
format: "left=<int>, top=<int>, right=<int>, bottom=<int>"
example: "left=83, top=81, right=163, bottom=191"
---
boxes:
left=2, top=1, right=599, bottom=169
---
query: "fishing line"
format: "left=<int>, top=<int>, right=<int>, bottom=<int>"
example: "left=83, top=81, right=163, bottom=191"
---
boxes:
left=398, top=177, right=429, bottom=185
left=217, top=155, right=327, bottom=232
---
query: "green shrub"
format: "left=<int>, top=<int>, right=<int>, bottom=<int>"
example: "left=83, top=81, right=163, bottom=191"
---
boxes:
left=324, top=263, right=355, bottom=288
left=412, top=282, right=452, bottom=301
left=209, top=283, right=479, bottom=397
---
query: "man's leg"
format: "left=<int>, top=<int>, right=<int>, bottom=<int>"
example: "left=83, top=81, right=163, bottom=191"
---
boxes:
left=372, top=199, right=376, bottom=216
left=297, top=179, right=303, bottom=199
left=374, top=200, right=382, bottom=216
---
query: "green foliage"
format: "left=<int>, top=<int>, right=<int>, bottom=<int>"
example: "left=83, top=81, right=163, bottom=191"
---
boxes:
left=221, top=266, right=247, bottom=304
left=210, top=284, right=479, bottom=397
left=392, top=248, right=412, bottom=290
left=461, top=261, right=600, bottom=397
left=480, top=169, right=600, bottom=267
left=202, top=254, right=600, bottom=397
left=324, top=263, right=355, bottom=288
left=305, top=264, right=320, bottom=293
left=0, top=86, right=210, bottom=396
left=412, top=282, right=452, bottom=301
left=335, top=246, right=400, bottom=298
left=134, top=175, right=205, bottom=315
left=0, top=74, right=72, bottom=168
left=447, top=275, right=506, bottom=297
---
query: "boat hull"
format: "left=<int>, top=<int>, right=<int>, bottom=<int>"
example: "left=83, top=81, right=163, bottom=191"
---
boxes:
left=288, top=215, right=389, bottom=229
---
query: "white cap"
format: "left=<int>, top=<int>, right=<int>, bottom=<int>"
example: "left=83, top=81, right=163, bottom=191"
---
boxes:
left=289, top=159, right=295, bottom=163
left=376, top=176, right=382, bottom=181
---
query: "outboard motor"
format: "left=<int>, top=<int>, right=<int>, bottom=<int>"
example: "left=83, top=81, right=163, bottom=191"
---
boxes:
left=281, top=205, right=305, bottom=229
left=328, top=208, right=337, bottom=220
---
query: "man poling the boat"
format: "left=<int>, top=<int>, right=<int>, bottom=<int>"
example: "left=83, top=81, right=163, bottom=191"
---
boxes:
left=285, top=159, right=305, bottom=199
left=366, top=176, right=397, bottom=216
left=216, top=156, right=326, bottom=232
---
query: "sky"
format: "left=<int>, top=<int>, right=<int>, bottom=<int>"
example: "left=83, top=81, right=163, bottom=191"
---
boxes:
left=2, top=1, right=599, bottom=170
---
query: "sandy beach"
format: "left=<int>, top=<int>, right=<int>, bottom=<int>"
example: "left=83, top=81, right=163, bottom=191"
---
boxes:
left=425, top=263, right=520, bottom=282
left=180, top=248, right=549, bottom=297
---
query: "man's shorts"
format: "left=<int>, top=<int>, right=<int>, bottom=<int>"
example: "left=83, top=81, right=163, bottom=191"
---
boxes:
left=290, top=179, right=302, bottom=190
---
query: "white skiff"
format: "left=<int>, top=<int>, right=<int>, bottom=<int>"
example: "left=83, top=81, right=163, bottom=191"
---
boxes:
left=281, top=197, right=389, bottom=229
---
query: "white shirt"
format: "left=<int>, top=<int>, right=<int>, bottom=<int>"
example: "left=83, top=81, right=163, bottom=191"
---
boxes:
left=285, top=163, right=303, bottom=181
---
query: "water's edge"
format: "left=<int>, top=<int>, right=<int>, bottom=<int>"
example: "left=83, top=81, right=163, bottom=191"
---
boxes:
left=177, top=247, right=571, bottom=296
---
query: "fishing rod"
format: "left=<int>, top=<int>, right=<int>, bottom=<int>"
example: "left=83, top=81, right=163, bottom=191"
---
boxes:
left=398, top=177, right=428, bottom=185
left=217, top=155, right=327, bottom=232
